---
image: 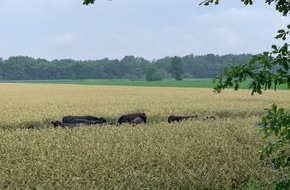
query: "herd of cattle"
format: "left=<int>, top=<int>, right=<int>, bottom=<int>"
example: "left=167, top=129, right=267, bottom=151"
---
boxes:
left=47, top=112, right=216, bottom=129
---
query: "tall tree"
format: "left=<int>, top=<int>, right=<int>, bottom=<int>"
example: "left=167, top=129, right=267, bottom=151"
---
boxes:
left=0, top=58, right=3, bottom=80
left=145, top=66, right=164, bottom=81
left=170, top=56, right=183, bottom=81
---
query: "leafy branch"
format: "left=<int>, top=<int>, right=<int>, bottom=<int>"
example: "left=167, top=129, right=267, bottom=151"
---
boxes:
left=200, top=0, right=290, bottom=16
left=213, top=24, right=290, bottom=95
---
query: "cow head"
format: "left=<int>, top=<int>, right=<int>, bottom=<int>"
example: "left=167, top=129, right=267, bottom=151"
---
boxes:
left=51, top=121, right=62, bottom=127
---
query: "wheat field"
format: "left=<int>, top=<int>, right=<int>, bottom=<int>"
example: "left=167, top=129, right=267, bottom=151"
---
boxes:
left=0, top=83, right=289, bottom=189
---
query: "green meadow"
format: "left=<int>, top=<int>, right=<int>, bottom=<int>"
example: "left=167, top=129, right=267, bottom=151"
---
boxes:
left=1, top=78, right=289, bottom=90
left=1, top=78, right=214, bottom=88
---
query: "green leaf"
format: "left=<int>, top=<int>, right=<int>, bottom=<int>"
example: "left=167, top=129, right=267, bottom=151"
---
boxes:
left=275, top=34, right=284, bottom=39
left=272, top=45, right=278, bottom=51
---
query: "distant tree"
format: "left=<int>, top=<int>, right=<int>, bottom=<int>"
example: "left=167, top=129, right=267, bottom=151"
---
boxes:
left=170, top=56, right=183, bottom=81
left=154, top=54, right=252, bottom=78
left=2, top=56, right=32, bottom=80
left=0, top=58, right=3, bottom=80
left=183, top=73, right=192, bottom=79
left=157, top=68, right=169, bottom=79
left=145, top=66, right=164, bottom=81
left=0, top=54, right=252, bottom=80
left=102, top=58, right=121, bottom=79
left=146, top=67, right=156, bottom=81
left=118, top=56, right=149, bottom=79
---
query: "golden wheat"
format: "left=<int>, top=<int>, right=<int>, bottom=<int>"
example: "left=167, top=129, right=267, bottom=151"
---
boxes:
left=0, top=83, right=289, bottom=127
left=0, top=83, right=289, bottom=189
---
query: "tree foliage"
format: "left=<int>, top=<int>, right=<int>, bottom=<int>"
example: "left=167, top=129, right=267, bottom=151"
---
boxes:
left=259, top=104, right=290, bottom=189
left=145, top=66, right=165, bottom=81
left=0, top=54, right=251, bottom=80
left=200, top=0, right=290, bottom=16
left=201, top=0, right=290, bottom=189
left=83, top=0, right=95, bottom=5
left=170, top=56, right=183, bottom=81
left=203, top=0, right=290, bottom=96
left=213, top=25, right=290, bottom=95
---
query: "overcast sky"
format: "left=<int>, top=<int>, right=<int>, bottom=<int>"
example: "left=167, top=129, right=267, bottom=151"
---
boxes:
left=0, top=0, right=288, bottom=61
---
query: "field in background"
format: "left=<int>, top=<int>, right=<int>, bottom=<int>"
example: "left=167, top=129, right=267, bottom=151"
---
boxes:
left=2, top=78, right=289, bottom=90
left=0, top=83, right=289, bottom=189
left=1, top=78, right=215, bottom=88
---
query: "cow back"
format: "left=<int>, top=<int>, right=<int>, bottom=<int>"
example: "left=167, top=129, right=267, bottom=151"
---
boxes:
left=117, top=113, right=146, bottom=125
left=62, top=115, right=107, bottom=124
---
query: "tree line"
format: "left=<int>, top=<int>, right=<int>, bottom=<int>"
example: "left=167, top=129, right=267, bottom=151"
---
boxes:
left=0, top=54, right=252, bottom=81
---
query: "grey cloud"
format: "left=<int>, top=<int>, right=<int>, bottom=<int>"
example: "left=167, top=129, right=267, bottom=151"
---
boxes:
left=0, top=0, right=288, bottom=60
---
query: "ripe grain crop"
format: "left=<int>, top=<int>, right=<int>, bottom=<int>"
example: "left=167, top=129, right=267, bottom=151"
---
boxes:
left=0, top=83, right=289, bottom=189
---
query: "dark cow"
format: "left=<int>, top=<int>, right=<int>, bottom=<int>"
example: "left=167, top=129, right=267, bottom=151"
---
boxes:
left=168, top=115, right=198, bottom=123
left=203, top=116, right=216, bottom=120
left=26, top=124, right=39, bottom=129
left=51, top=121, right=79, bottom=128
left=117, top=113, right=146, bottom=125
left=62, top=115, right=107, bottom=124
left=51, top=120, right=63, bottom=127
left=131, top=117, right=145, bottom=124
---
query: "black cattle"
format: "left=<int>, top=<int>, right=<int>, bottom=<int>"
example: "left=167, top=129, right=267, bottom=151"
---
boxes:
left=62, top=115, right=107, bottom=124
left=168, top=115, right=198, bottom=123
left=26, top=124, right=39, bottom=129
left=51, top=120, right=62, bottom=127
left=203, top=116, right=216, bottom=120
left=117, top=113, right=146, bottom=125
left=51, top=121, right=79, bottom=128
left=131, top=117, right=145, bottom=124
